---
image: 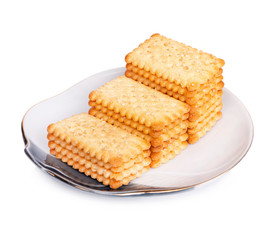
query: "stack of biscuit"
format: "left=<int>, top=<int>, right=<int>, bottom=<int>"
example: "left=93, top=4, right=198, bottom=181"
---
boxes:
left=125, top=34, right=225, bottom=144
left=88, top=76, right=190, bottom=168
left=47, top=113, right=151, bottom=189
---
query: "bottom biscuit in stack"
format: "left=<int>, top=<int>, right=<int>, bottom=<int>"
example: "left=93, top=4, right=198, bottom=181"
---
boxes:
left=47, top=113, right=151, bottom=189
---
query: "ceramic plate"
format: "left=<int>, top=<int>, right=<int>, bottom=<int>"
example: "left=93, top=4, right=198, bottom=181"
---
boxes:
left=22, top=67, right=254, bottom=195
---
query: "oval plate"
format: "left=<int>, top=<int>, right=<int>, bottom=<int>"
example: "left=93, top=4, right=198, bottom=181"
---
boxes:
left=22, top=67, right=254, bottom=196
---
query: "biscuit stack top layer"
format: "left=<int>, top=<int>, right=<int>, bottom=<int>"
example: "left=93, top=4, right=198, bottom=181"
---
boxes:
left=125, top=33, right=225, bottom=88
left=89, top=76, right=190, bottom=130
left=47, top=113, right=150, bottom=166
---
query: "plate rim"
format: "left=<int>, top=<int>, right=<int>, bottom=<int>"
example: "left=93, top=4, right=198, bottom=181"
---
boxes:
left=21, top=67, right=254, bottom=196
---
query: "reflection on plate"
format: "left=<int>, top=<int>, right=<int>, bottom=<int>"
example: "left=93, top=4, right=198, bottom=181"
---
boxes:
left=22, top=67, right=253, bottom=195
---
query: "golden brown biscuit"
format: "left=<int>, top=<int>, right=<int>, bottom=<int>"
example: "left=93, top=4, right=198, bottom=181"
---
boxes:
left=125, top=66, right=223, bottom=103
left=89, top=106, right=189, bottom=143
left=89, top=76, right=190, bottom=130
left=47, top=113, right=151, bottom=189
left=48, top=137, right=150, bottom=181
left=48, top=138, right=150, bottom=174
left=125, top=33, right=224, bottom=88
left=125, top=64, right=223, bottom=97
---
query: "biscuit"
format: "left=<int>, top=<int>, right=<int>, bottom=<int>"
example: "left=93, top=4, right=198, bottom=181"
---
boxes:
left=48, top=137, right=150, bottom=173
left=125, top=64, right=223, bottom=97
left=89, top=106, right=189, bottom=143
left=88, top=107, right=151, bottom=142
left=88, top=102, right=189, bottom=135
left=48, top=137, right=150, bottom=180
left=125, top=67, right=223, bottom=106
left=47, top=113, right=150, bottom=165
left=125, top=33, right=225, bottom=88
left=89, top=76, right=190, bottom=130
left=47, top=113, right=151, bottom=189
left=52, top=143, right=150, bottom=189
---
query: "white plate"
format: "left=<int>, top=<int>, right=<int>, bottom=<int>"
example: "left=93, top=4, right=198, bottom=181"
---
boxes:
left=22, top=67, right=254, bottom=195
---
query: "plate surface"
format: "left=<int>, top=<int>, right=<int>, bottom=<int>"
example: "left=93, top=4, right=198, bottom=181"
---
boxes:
left=22, top=67, right=254, bottom=195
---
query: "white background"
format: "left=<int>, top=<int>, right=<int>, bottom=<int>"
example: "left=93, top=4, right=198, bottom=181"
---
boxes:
left=1, top=1, right=275, bottom=239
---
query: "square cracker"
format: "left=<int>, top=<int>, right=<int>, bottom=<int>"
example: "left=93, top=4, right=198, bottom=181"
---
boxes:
left=47, top=113, right=150, bottom=166
left=89, top=76, right=190, bottom=130
left=125, top=33, right=225, bottom=88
